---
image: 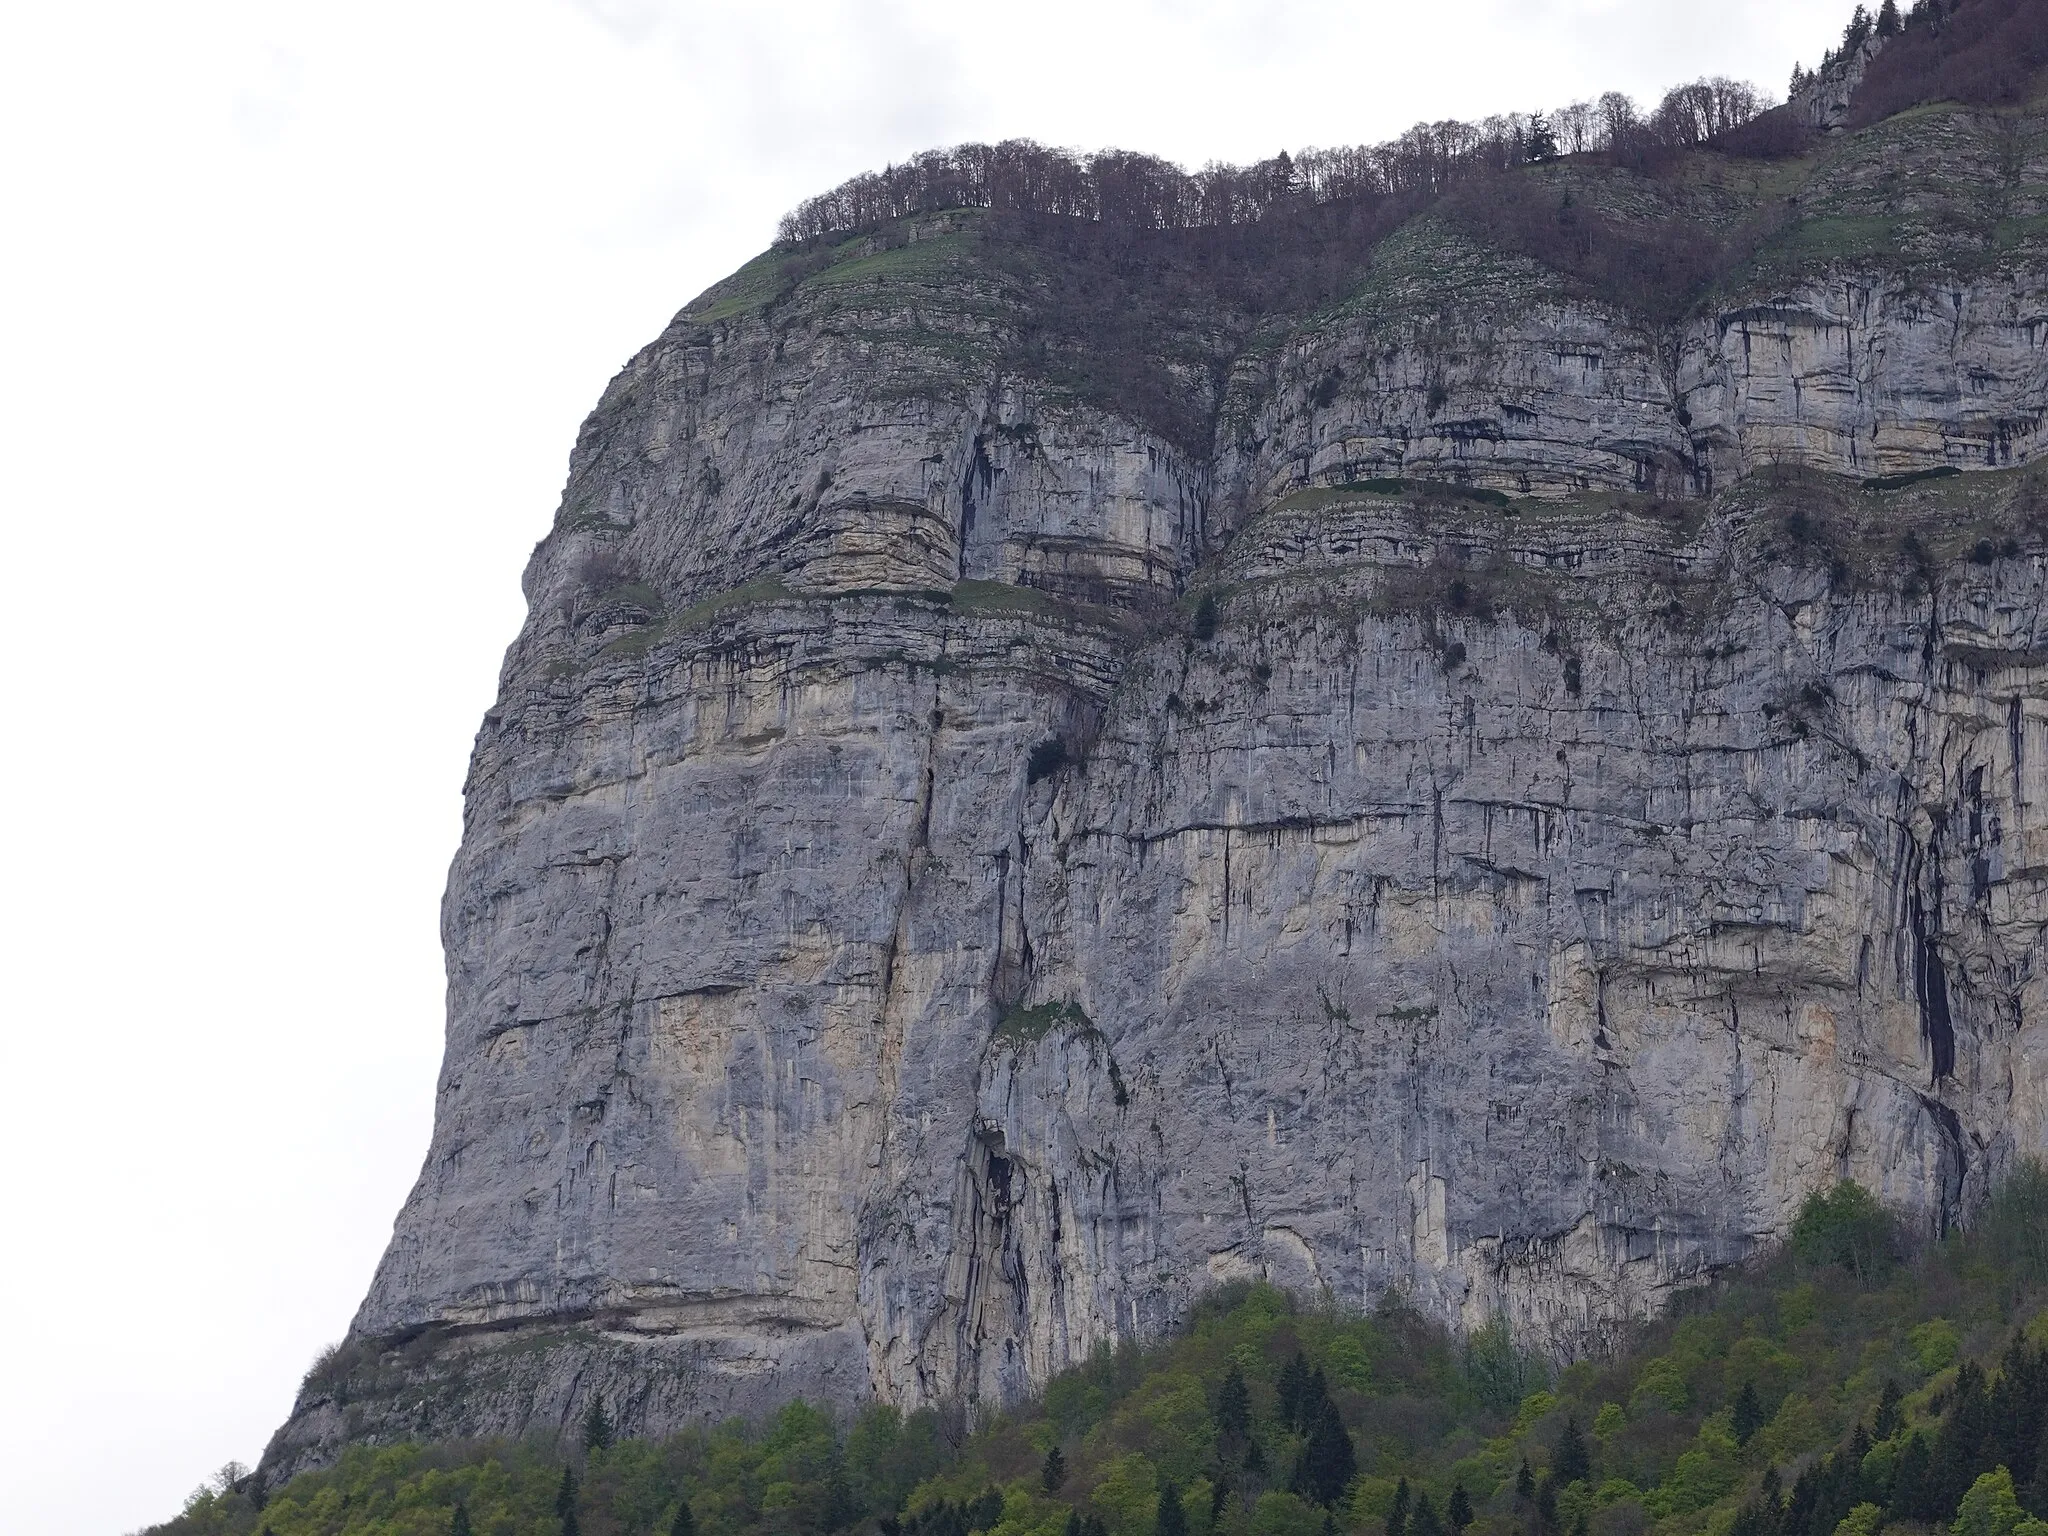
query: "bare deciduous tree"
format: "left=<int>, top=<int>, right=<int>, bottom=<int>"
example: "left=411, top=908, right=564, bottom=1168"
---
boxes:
left=774, top=77, right=1775, bottom=246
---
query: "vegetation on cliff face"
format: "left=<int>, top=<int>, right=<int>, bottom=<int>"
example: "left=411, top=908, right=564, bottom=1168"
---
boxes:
left=155, top=1167, right=2048, bottom=1536
left=774, top=0, right=2037, bottom=255
left=680, top=0, right=2048, bottom=464
left=1848, top=0, right=2048, bottom=125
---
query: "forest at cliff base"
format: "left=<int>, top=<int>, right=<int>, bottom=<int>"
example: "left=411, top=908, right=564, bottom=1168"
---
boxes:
left=156, top=1167, right=2048, bottom=1536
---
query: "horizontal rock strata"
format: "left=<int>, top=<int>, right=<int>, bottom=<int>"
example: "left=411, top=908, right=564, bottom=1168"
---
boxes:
left=266, top=103, right=2048, bottom=1479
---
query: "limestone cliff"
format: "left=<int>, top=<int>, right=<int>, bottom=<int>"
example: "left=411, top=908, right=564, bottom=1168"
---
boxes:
left=265, top=94, right=2048, bottom=1478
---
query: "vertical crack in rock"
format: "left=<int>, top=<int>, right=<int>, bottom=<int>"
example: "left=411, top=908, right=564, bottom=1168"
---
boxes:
left=1909, top=853, right=1958, bottom=1084
left=958, top=432, right=992, bottom=578
left=2011, top=696, right=2027, bottom=814
left=1918, top=1094, right=1968, bottom=1236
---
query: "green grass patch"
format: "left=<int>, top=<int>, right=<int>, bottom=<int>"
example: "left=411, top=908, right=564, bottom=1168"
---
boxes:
left=683, top=247, right=806, bottom=324
left=992, top=999, right=1096, bottom=1047
left=597, top=623, right=668, bottom=660
left=669, top=573, right=793, bottom=632
left=951, top=578, right=1071, bottom=619
left=594, top=574, right=792, bottom=660
left=1271, top=479, right=1519, bottom=515
left=804, top=232, right=978, bottom=290
left=1862, top=466, right=1963, bottom=493
left=1757, top=214, right=1904, bottom=267
left=601, top=581, right=667, bottom=615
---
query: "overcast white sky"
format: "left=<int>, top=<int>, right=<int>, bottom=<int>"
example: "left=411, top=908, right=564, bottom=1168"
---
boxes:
left=0, top=2, right=1851, bottom=1531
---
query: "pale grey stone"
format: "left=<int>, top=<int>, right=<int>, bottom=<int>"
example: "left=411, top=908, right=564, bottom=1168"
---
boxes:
left=262, top=208, right=2048, bottom=1479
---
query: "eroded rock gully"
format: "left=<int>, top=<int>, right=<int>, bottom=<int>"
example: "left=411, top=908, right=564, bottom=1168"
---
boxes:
left=265, top=208, right=2048, bottom=1477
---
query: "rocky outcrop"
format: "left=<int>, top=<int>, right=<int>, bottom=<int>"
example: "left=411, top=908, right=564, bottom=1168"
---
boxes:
left=1792, top=33, right=1889, bottom=132
left=266, top=103, right=2048, bottom=1480
left=1214, top=223, right=2048, bottom=523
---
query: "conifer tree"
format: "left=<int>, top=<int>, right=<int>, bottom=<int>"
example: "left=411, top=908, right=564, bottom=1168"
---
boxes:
left=824, top=1459, right=855, bottom=1533
left=1278, top=1352, right=1314, bottom=1431
left=1043, top=1445, right=1067, bottom=1494
left=1876, top=0, right=1901, bottom=36
left=1932, top=1361, right=1993, bottom=1514
left=1217, top=1365, right=1252, bottom=1439
left=1889, top=1433, right=1932, bottom=1522
left=1294, top=1400, right=1357, bottom=1506
left=1411, top=1492, right=1444, bottom=1536
left=451, top=1504, right=472, bottom=1536
left=582, top=1398, right=615, bottom=1454
left=1873, top=1379, right=1903, bottom=1441
left=556, top=1466, right=580, bottom=1536
left=1388, top=1476, right=1412, bottom=1536
left=1553, top=1417, right=1591, bottom=1487
left=1733, top=1382, right=1766, bottom=1447
left=671, top=1496, right=696, bottom=1536
left=1158, top=1482, right=1189, bottom=1536
left=1447, top=1483, right=1473, bottom=1535
left=1516, top=1462, right=1535, bottom=1501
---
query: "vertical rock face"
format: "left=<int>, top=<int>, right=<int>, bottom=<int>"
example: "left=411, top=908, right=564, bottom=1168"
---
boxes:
left=1792, top=33, right=1889, bottom=133
left=268, top=106, right=2048, bottom=1478
left=1216, top=224, right=2048, bottom=521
